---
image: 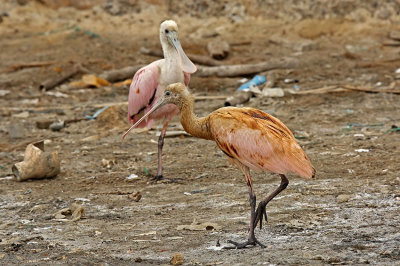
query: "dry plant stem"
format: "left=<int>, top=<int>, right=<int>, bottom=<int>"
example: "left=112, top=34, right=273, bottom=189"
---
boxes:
left=224, top=91, right=252, bottom=106
left=343, top=85, right=400, bottom=94
left=140, top=47, right=223, bottom=66
left=288, top=85, right=400, bottom=95
left=99, top=65, right=143, bottom=82
left=0, top=61, right=57, bottom=73
left=287, top=86, right=347, bottom=95
left=195, top=57, right=299, bottom=77
left=39, top=64, right=88, bottom=91
left=356, top=57, right=400, bottom=68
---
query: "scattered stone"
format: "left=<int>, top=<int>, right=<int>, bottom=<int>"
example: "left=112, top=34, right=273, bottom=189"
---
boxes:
left=296, top=40, right=319, bottom=52
left=16, top=0, right=28, bottom=5
left=170, top=253, right=184, bottom=265
left=36, top=120, right=53, bottom=129
left=81, top=135, right=100, bottom=142
left=207, top=40, right=230, bottom=60
left=374, top=7, right=392, bottom=20
left=126, top=173, right=139, bottom=180
left=49, top=121, right=65, bottom=131
left=355, top=149, right=369, bottom=153
left=96, top=104, right=127, bottom=129
left=128, top=192, right=142, bottom=202
left=12, top=140, right=60, bottom=181
left=45, top=91, right=69, bottom=98
left=101, top=158, right=115, bottom=169
left=8, top=123, right=25, bottom=139
left=177, top=219, right=221, bottom=231
left=337, top=194, right=353, bottom=203
left=12, top=111, right=29, bottom=118
left=55, top=203, right=85, bottom=222
left=0, top=90, right=10, bottom=96
left=37, top=0, right=101, bottom=9
left=261, top=88, right=285, bottom=97
left=389, top=31, right=400, bottom=41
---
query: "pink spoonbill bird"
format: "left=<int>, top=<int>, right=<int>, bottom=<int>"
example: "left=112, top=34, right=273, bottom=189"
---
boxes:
left=125, top=83, right=316, bottom=248
left=123, top=20, right=197, bottom=181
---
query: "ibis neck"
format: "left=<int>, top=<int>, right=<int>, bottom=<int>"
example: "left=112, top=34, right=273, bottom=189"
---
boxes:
left=180, top=96, right=213, bottom=140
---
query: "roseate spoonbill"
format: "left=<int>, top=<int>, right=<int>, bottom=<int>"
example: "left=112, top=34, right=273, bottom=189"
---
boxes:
left=123, top=20, right=197, bottom=181
left=125, top=83, right=316, bottom=248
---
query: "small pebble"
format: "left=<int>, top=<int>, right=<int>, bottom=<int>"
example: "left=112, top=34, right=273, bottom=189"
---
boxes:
left=128, top=192, right=142, bottom=202
left=337, top=194, right=352, bottom=203
left=49, top=121, right=65, bottom=131
left=8, top=123, right=25, bottom=139
left=81, top=135, right=99, bottom=142
left=170, top=253, right=184, bottom=265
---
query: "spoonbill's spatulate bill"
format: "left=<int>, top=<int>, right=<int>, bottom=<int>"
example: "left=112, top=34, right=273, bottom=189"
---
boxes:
left=123, top=20, right=196, bottom=181
left=126, top=82, right=316, bottom=248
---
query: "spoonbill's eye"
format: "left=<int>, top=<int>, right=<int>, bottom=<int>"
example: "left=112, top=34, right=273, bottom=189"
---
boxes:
left=165, top=91, right=171, bottom=96
left=165, top=29, right=169, bottom=34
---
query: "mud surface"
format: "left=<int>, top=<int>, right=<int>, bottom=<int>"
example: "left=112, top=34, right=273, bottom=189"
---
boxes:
left=1, top=1, right=400, bottom=265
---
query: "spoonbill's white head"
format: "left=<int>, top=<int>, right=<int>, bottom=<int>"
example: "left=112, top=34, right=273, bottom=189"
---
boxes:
left=159, top=20, right=197, bottom=74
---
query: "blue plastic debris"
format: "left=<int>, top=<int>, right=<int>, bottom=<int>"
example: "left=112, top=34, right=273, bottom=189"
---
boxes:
left=86, top=106, right=109, bottom=120
left=237, top=75, right=266, bottom=91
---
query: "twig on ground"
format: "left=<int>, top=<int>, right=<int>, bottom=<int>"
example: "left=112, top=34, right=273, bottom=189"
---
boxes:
left=0, top=61, right=57, bottom=73
left=343, top=85, right=400, bottom=94
left=195, top=57, right=299, bottom=77
left=287, top=85, right=400, bottom=95
left=140, top=47, right=223, bottom=66
left=39, top=64, right=88, bottom=91
left=99, top=65, right=143, bottom=82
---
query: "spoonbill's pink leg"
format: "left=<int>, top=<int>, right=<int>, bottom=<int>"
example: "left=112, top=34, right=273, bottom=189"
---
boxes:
left=154, top=121, right=169, bottom=181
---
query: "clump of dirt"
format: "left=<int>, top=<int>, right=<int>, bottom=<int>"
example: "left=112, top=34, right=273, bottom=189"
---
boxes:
left=97, top=104, right=128, bottom=129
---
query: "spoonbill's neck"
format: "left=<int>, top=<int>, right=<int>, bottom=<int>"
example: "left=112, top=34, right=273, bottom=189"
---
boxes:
left=162, top=43, right=180, bottom=67
left=179, top=94, right=213, bottom=141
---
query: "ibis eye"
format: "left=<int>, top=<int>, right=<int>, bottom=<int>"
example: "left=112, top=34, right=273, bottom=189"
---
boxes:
left=165, top=91, right=171, bottom=96
left=165, top=29, right=169, bottom=34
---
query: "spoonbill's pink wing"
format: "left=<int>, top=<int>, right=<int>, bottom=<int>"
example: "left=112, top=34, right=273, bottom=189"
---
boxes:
left=210, top=107, right=315, bottom=179
left=128, top=61, right=160, bottom=128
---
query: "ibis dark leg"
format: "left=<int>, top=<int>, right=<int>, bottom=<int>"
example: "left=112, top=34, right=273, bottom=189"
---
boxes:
left=225, top=167, right=265, bottom=249
left=254, top=174, right=289, bottom=230
left=153, top=121, right=168, bottom=181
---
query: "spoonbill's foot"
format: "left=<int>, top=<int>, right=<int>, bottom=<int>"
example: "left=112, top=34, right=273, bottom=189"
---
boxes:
left=152, top=175, right=164, bottom=182
left=223, top=237, right=266, bottom=249
left=151, top=175, right=183, bottom=183
left=254, top=203, right=268, bottom=229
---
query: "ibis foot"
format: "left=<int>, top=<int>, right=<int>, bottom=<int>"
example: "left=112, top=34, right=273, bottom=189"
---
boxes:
left=224, top=237, right=266, bottom=249
left=254, top=203, right=268, bottom=229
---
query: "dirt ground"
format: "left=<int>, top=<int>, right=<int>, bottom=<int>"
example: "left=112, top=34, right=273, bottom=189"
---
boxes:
left=1, top=0, right=400, bottom=265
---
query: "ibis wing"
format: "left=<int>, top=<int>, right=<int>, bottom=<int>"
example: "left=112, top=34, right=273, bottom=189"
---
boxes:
left=210, top=107, right=315, bottom=178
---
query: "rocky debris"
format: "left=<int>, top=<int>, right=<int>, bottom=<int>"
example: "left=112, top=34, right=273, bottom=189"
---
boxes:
left=207, top=39, right=230, bottom=60
left=170, top=253, right=184, bottom=265
left=54, top=203, right=85, bottom=222
left=12, top=140, right=60, bottom=181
